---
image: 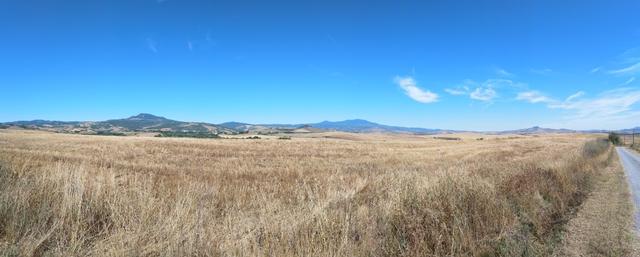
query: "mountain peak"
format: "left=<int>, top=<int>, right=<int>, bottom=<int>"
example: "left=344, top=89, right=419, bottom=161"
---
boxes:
left=344, top=119, right=374, bottom=123
left=127, top=113, right=167, bottom=121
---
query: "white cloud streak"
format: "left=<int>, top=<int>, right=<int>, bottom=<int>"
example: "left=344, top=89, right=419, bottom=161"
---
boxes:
left=146, top=38, right=158, bottom=53
left=565, top=91, right=585, bottom=102
left=445, top=79, right=520, bottom=102
left=394, top=76, right=438, bottom=103
left=444, top=88, right=467, bottom=95
left=495, top=68, right=514, bottom=77
left=622, top=77, right=636, bottom=86
left=609, top=62, right=640, bottom=75
left=531, top=68, right=552, bottom=75
left=550, top=89, right=640, bottom=120
left=470, top=87, right=496, bottom=101
left=517, top=88, right=640, bottom=128
left=516, top=91, right=553, bottom=103
left=187, top=41, right=194, bottom=51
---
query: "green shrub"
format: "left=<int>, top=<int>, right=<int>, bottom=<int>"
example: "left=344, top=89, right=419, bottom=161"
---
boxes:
left=608, top=133, right=621, bottom=145
left=95, top=131, right=126, bottom=136
left=155, top=131, right=219, bottom=138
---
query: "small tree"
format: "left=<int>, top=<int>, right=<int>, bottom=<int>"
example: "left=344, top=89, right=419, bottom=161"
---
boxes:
left=608, top=132, right=621, bottom=145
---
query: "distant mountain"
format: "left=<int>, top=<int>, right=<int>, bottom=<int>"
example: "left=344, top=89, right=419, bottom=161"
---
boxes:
left=614, top=127, right=640, bottom=134
left=310, top=119, right=443, bottom=134
left=496, top=126, right=576, bottom=135
left=219, top=122, right=304, bottom=134
left=2, top=120, right=81, bottom=127
left=502, top=126, right=640, bottom=135
left=1, top=113, right=235, bottom=135
left=218, top=121, right=251, bottom=131
left=0, top=115, right=446, bottom=135
left=2, top=114, right=635, bottom=136
left=101, top=113, right=183, bottom=131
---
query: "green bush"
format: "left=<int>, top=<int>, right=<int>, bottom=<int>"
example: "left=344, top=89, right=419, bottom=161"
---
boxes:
left=95, top=131, right=126, bottom=136
left=608, top=133, right=621, bottom=145
left=155, top=131, right=219, bottom=139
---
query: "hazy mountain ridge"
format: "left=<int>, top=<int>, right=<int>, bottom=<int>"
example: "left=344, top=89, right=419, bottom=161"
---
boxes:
left=493, top=126, right=577, bottom=135
left=1, top=114, right=235, bottom=135
left=312, top=119, right=443, bottom=134
left=0, top=114, right=632, bottom=135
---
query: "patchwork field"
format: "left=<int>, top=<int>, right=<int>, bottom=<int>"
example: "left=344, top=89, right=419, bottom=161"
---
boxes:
left=0, top=129, right=627, bottom=256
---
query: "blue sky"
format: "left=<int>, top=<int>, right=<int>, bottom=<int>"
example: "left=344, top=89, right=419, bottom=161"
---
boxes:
left=2, top=0, right=640, bottom=130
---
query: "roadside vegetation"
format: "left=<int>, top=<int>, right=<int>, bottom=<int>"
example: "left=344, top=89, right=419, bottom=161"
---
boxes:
left=0, top=131, right=615, bottom=256
left=609, top=132, right=622, bottom=145
left=555, top=151, right=638, bottom=257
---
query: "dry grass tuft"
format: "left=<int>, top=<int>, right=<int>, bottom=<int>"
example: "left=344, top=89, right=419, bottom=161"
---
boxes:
left=0, top=130, right=613, bottom=256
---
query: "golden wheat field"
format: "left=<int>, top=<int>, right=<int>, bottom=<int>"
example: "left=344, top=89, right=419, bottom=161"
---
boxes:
left=0, top=129, right=619, bottom=256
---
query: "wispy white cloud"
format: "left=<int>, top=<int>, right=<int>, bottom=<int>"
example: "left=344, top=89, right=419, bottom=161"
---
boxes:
left=495, top=68, right=514, bottom=77
left=549, top=88, right=640, bottom=119
left=446, top=79, right=523, bottom=102
left=590, top=66, right=602, bottom=73
left=444, top=87, right=468, bottom=95
left=622, top=77, right=636, bottom=86
left=619, top=47, right=640, bottom=63
left=599, top=47, right=640, bottom=76
left=186, top=32, right=217, bottom=52
left=609, top=62, right=640, bottom=75
left=470, top=87, right=497, bottom=101
left=326, top=33, right=338, bottom=47
left=517, top=88, right=640, bottom=128
left=187, top=41, right=194, bottom=51
left=146, top=38, right=158, bottom=53
left=483, top=79, right=526, bottom=89
left=516, top=91, right=553, bottom=103
left=394, top=76, right=438, bottom=103
left=531, top=68, right=553, bottom=75
left=565, top=91, right=585, bottom=102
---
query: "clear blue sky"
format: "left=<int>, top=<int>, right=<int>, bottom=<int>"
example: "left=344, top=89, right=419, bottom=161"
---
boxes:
left=2, top=0, right=640, bottom=130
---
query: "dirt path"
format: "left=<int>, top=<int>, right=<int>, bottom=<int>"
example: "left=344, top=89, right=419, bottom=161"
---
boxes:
left=616, top=147, right=640, bottom=227
left=555, top=148, right=639, bottom=257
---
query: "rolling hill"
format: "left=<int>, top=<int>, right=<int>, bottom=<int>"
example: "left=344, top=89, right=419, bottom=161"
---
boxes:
left=1, top=113, right=632, bottom=135
left=311, top=119, right=443, bottom=134
left=1, top=114, right=235, bottom=135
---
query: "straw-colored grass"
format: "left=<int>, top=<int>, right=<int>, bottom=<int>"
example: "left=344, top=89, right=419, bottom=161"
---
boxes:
left=0, top=130, right=613, bottom=256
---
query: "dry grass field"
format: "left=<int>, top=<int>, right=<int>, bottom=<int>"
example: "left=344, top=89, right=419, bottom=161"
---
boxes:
left=0, top=129, right=621, bottom=256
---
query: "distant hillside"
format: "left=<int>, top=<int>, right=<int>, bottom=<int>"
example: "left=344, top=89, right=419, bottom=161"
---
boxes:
left=1, top=114, right=234, bottom=135
left=2, top=114, right=635, bottom=135
left=218, top=122, right=251, bottom=131
left=0, top=115, right=447, bottom=135
left=310, top=119, right=443, bottom=134
left=496, top=126, right=576, bottom=135
left=614, top=127, right=640, bottom=134
left=100, top=114, right=184, bottom=131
